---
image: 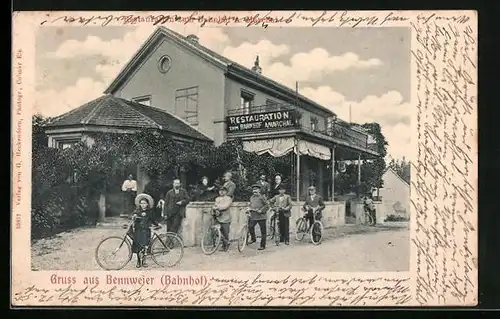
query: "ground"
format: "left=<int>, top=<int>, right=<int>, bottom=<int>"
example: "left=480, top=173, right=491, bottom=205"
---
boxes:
left=31, top=221, right=409, bottom=272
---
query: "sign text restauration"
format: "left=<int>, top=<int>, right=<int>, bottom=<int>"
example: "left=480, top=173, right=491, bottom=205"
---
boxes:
left=226, top=110, right=298, bottom=132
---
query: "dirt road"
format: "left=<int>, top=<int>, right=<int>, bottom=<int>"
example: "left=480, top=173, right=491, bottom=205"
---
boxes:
left=32, top=221, right=409, bottom=272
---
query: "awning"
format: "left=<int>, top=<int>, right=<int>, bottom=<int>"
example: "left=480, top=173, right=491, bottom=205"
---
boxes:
left=243, top=137, right=295, bottom=157
left=243, top=138, right=331, bottom=161
left=297, top=140, right=331, bottom=161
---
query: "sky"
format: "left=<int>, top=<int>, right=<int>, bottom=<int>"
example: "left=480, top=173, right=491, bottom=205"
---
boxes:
left=35, top=25, right=411, bottom=160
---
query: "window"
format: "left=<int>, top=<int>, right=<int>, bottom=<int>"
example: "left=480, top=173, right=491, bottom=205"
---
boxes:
left=132, top=95, right=152, bottom=106
left=310, top=117, right=319, bottom=131
left=266, top=99, right=279, bottom=112
left=175, top=86, right=199, bottom=125
left=58, top=140, right=79, bottom=150
left=240, top=90, right=254, bottom=114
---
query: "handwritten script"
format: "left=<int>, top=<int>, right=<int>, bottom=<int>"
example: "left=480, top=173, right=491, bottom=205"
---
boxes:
left=12, top=274, right=411, bottom=306
left=411, top=15, right=477, bottom=305
left=36, top=11, right=473, bottom=28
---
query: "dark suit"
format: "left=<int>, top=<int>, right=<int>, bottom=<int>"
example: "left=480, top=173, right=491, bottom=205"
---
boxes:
left=163, top=188, right=190, bottom=234
left=269, top=194, right=293, bottom=242
left=270, top=183, right=283, bottom=198
left=303, top=194, right=325, bottom=227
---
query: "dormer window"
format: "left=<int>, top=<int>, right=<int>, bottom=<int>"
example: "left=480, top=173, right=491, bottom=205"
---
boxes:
left=132, top=95, right=152, bottom=106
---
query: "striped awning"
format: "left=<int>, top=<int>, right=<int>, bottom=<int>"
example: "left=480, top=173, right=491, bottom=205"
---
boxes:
left=243, top=138, right=331, bottom=161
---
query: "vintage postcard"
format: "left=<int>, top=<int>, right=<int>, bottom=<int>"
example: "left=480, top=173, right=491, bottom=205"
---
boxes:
left=11, top=10, right=477, bottom=307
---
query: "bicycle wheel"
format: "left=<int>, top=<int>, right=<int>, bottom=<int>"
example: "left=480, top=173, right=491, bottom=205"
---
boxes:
left=310, top=221, right=323, bottom=245
left=95, top=236, right=132, bottom=270
left=237, top=224, right=248, bottom=252
left=275, top=220, right=280, bottom=246
left=151, top=232, right=184, bottom=267
left=268, top=217, right=275, bottom=240
left=201, top=225, right=222, bottom=255
left=295, top=218, right=307, bottom=241
left=361, top=212, right=374, bottom=226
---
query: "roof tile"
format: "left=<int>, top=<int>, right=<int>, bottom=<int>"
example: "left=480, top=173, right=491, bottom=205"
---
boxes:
left=46, top=95, right=212, bottom=142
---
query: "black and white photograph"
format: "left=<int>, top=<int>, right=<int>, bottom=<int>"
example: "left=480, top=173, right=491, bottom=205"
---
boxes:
left=30, top=23, right=413, bottom=272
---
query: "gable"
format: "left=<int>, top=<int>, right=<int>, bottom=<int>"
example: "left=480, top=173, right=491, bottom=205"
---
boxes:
left=105, top=28, right=228, bottom=95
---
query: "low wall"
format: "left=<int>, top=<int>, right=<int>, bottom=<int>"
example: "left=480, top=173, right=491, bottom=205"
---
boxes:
left=351, top=201, right=386, bottom=224
left=179, top=201, right=346, bottom=247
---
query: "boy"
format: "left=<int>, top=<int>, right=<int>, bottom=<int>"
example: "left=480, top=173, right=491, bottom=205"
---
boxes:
left=212, top=186, right=233, bottom=251
left=268, top=183, right=292, bottom=245
left=247, top=184, right=269, bottom=250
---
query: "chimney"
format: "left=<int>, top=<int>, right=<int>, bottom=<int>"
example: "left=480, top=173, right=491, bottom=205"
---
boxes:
left=251, top=56, right=262, bottom=74
left=186, top=34, right=199, bottom=44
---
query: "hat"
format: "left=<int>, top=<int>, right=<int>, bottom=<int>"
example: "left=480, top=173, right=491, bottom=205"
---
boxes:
left=251, top=183, right=262, bottom=189
left=135, top=193, right=154, bottom=208
left=308, top=185, right=316, bottom=190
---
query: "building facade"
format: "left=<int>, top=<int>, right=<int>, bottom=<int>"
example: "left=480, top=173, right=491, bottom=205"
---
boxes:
left=46, top=26, right=382, bottom=214
left=378, top=168, right=411, bottom=219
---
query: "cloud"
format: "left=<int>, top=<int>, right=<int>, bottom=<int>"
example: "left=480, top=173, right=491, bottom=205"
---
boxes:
left=222, top=40, right=382, bottom=89
left=38, top=26, right=231, bottom=116
left=301, top=87, right=411, bottom=159
left=34, top=77, right=106, bottom=117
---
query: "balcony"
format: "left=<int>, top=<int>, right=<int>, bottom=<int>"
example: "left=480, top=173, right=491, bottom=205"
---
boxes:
left=226, top=103, right=378, bottom=156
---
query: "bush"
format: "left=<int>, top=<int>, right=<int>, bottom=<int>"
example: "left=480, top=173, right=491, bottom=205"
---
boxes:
left=384, top=214, right=409, bottom=222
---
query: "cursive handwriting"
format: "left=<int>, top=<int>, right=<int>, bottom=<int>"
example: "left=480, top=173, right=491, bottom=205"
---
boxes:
left=36, top=11, right=474, bottom=29
left=411, top=15, right=477, bottom=306
left=12, top=274, right=411, bottom=306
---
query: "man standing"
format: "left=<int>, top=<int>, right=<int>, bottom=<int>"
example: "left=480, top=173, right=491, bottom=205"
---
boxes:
left=121, top=174, right=137, bottom=217
left=258, top=174, right=270, bottom=198
left=270, top=174, right=283, bottom=198
left=222, top=171, right=236, bottom=198
left=247, top=184, right=269, bottom=251
left=158, top=179, right=190, bottom=235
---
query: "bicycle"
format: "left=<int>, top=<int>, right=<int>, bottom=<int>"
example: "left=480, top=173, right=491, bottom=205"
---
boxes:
left=237, top=210, right=254, bottom=252
left=295, top=206, right=323, bottom=245
left=95, top=216, right=184, bottom=270
left=360, top=206, right=375, bottom=226
left=268, top=208, right=281, bottom=246
left=201, top=210, right=223, bottom=255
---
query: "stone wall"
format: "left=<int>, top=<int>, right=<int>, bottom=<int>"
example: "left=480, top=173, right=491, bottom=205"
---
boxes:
left=179, top=201, right=346, bottom=247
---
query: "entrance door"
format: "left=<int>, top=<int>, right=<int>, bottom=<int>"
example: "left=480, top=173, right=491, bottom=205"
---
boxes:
left=105, top=164, right=137, bottom=217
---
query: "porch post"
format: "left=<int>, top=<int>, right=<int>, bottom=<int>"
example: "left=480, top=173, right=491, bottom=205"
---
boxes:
left=295, top=140, right=300, bottom=202
left=331, top=146, right=336, bottom=201
left=357, top=153, right=362, bottom=195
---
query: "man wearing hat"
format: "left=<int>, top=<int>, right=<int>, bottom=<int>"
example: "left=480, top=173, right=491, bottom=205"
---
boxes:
left=268, top=183, right=292, bottom=244
left=302, top=185, right=325, bottom=229
left=247, top=183, right=269, bottom=250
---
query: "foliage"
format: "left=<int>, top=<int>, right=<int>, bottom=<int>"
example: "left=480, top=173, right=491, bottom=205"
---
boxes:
left=388, top=157, right=411, bottom=184
left=384, top=214, right=409, bottom=222
left=31, top=116, right=296, bottom=239
left=334, top=122, right=388, bottom=195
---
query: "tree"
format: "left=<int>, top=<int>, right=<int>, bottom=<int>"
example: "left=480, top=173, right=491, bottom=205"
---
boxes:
left=333, top=122, right=388, bottom=196
left=388, top=157, right=411, bottom=184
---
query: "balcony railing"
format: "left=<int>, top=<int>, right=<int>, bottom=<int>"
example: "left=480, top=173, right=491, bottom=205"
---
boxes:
left=226, top=103, right=377, bottom=153
left=227, top=102, right=294, bottom=116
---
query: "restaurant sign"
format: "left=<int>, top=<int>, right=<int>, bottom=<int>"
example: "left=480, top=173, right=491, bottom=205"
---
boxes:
left=226, top=110, right=298, bottom=133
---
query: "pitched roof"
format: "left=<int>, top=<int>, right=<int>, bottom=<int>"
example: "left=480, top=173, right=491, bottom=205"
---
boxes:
left=46, top=95, right=212, bottom=142
left=104, top=26, right=335, bottom=116
left=383, top=167, right=410, bottom=187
